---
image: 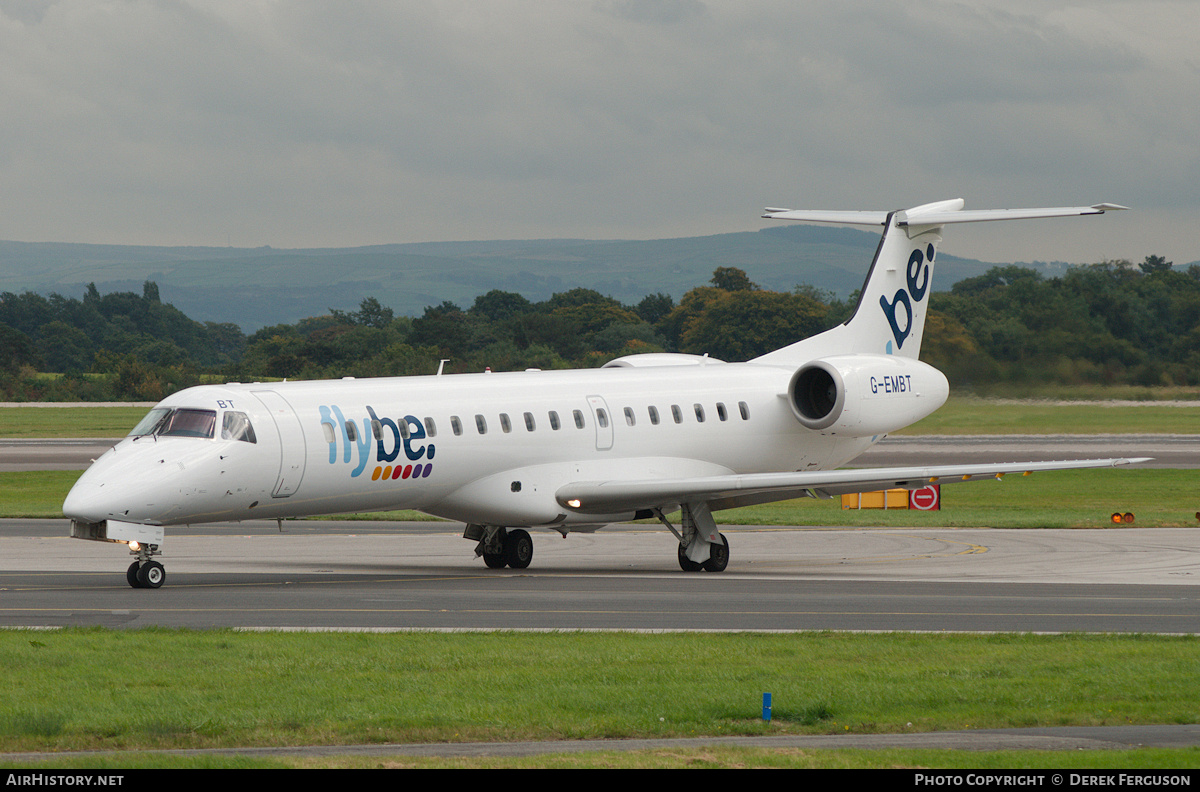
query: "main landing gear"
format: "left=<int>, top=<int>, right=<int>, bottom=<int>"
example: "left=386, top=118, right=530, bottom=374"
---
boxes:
left=465, top=505, right=730, bottom=573
left=467, top=525, right=534, bottom=570
left=676, top=533, right=729, bottom=573
left=655, top=503, right=730, bottom=573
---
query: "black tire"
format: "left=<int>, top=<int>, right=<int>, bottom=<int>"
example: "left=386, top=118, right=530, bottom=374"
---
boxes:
left=677, top=544, right=703, bottom=572
left=137, top=561, right=165, bottom=589
left=506, top=529, right=533, bottom=569
left=127, top=562, right=143, bottom=588
left=703, top=533, right=729, bottom=573
left=482, top=552, right=507, bottom=569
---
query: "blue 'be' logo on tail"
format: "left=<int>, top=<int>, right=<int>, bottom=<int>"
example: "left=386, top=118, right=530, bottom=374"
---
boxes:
left=879, top=243, right=934, bottom=351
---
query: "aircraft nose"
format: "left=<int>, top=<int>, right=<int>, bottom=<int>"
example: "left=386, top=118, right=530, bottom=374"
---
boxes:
left=63, top=468, right=121, bottom=523
left=61, top=444, right=176, bottom=524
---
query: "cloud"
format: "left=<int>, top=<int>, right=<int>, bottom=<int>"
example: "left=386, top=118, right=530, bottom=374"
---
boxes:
left=0, top=1, right=1194, bottom=266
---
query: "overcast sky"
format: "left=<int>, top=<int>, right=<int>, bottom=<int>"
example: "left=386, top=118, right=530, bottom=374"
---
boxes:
left=1, top=0, right=1196, bottom=267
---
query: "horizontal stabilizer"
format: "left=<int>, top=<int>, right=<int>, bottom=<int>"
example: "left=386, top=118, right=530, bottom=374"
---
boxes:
left=557, top=457, right=1151, bottom=515
left=763, top=201, right=1127, bottom=227
left=762, top=209, right=889, bottom=225
left=895, top=204, right=1128, bottom=227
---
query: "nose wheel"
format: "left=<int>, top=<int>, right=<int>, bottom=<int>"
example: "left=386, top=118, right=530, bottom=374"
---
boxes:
left=127, top=560, right=166, bottom=588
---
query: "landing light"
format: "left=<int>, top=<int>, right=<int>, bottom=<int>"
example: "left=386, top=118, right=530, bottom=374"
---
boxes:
left=128, top=541, right=141, bottom=551
left=566, top=499, right=582, bottom=509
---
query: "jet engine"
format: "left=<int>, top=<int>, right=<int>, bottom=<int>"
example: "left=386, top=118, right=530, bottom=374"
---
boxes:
left=787, top=354, right=949, bottom=436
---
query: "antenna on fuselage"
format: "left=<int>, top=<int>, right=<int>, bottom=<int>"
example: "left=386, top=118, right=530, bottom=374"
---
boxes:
left=437, top=359, right=449, bottom=376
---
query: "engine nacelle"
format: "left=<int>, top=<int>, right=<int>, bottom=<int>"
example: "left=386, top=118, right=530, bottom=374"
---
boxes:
left=787, top=354, right=949, bottom=436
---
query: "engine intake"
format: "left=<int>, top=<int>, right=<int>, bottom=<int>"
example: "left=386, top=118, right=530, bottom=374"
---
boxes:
left=790, top=361, right=845, bottom=430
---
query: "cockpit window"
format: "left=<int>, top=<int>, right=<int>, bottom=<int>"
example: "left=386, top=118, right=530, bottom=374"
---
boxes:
left=128, top=407, right=171, bottom=437
left=159, top=409, right=217, bottom=438
left=128, top=407, right=218, bottom=439
left=221, top=411, right=257, bottom=443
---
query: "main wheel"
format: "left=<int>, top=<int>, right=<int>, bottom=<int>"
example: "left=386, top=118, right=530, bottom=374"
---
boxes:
left=136, top=560, right=165, bottom=589
left=703, top=533, right=729, bottom=573
left=127, top=561, right=143, bottom=588
left=677, top=544, right=703, bottom=572
left=482, top=551, right=507, bottom=569
left=505, top=529, right=533, bottom=569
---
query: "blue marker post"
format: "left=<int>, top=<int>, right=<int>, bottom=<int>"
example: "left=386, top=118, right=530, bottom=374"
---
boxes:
left=762, top=692, right=772, bottom=722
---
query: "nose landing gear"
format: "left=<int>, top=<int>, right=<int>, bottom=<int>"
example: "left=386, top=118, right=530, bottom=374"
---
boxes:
left=127, top=560, right=166, bottom=588
left=126, top=543, right=165, bottom=588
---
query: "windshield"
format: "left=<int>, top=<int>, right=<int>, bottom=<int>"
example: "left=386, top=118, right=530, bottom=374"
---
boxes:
left=128, top=408, right=171, bottom=437
left=127, top=408, right=216, bottom=439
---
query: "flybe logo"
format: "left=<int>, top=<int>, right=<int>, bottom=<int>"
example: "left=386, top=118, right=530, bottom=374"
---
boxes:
left=879, top=243, right=935, bottom=352
left=319, top=405, right=435, bottom=481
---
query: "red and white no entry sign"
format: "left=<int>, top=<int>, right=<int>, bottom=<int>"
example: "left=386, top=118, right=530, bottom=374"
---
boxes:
left=909, top=485, right=940, bottom=511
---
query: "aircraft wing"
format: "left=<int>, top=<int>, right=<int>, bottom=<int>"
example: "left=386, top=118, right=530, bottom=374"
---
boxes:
left=556, top=458, right=1150, bottom=515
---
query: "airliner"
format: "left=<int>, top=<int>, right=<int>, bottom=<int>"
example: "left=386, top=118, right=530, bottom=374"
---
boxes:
left=63, top=198, right=1144, bottom=588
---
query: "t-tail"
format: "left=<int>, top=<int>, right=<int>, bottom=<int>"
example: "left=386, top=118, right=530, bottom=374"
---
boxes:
left=752, top=199, right=1126, bottom=367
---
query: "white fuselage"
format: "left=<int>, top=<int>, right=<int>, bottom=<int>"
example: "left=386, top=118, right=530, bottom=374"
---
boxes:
left=63, top=360, right=883, bottom=529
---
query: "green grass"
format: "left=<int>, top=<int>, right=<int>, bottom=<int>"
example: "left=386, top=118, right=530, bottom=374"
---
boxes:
left=1, top=629, right=1197, bottom=757
left=0, top=406, right=148, bottom=438
left=716, top=468, right=1197, bottom=529
left=0, top=471, right=86, bottom=518
left=6, top=746, right=1200, bottom=769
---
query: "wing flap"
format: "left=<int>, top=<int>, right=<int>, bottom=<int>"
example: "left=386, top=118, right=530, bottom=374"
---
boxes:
left=555, top=458, right=1150, bottom=515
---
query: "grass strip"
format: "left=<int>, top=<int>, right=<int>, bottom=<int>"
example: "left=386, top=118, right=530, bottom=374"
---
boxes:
left=0, top=406, right=147, bottom=438
left=1, top=629, right=1198, bottom=755
left=6, top=746, right=1200, bottom=770
left=6, top=468, right=1194, bottom=527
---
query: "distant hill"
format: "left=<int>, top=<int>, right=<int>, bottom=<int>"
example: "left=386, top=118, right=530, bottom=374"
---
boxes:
left=0, top=225, right=1064, bottom=332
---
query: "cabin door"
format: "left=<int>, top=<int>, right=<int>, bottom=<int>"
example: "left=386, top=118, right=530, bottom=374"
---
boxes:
left=252, top=390, right=307, bottom=497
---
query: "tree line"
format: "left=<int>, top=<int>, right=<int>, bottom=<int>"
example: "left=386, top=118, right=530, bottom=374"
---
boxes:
left=1, top=256, right=1197, bottom=401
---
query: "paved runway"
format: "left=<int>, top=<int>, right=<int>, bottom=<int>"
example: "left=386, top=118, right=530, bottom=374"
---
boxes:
left=3, top=519, right=1199, bottom=633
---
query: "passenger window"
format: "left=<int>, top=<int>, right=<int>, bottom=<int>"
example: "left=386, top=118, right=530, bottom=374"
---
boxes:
left=739, top=401, right=750, bottom=420
left=451, top=416, right=463, bottom=436
left=524, top=412, right=536, bottom=431
left=221, top=411, right=257, bottom=443
left=694, top=404, right=705, bottom=422
left=321, top=423, right=335, bottom=444
left=399, top=419, right=411, bottom=440
left=346, top=421, right=358, bottom=442
left=596, top=408, right=609, bottom=429
left=573, top=410, right=585, bottom=429
left=671, top=405, right=683, bottom=424
left=159, top=409, right=217, bottom=439
left=549, top=411, right=561, bottom=430
left=500, top=413, right=512, bottom=433
left=716, top=403, right=728, bottom=422
left=424, top=417, right=437, bottom=437
left=648, top=406, right=659, bottom=425
left=624, top=407, right=635, bottom=426
left=475, top=414, right=487, bottom=434
left=371, top=419, right=383, bottom=440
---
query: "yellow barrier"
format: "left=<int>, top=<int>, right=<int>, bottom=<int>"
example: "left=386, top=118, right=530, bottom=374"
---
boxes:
left=841, top=489, right=910, bottom=510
